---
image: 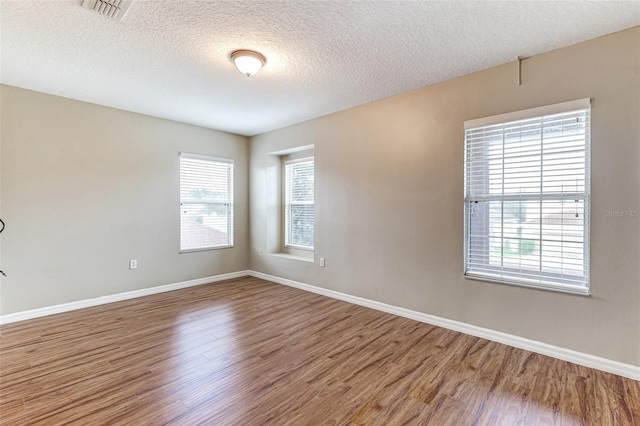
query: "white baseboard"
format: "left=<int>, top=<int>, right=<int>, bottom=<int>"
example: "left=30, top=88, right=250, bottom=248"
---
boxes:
left=248, top=270, right=640, bottom=381
left=0, top=270, right=250, bottom=325
left=2, top=269, right=638, bottom=380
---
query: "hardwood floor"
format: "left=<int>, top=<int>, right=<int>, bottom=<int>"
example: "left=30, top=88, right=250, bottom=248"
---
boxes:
left=0, top=276, right=638, bottom=425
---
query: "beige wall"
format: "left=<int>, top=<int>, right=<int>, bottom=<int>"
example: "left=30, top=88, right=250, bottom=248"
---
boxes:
left=0, top=85, right=249, bottom=314
left=249, top=27, right=640, bottom=366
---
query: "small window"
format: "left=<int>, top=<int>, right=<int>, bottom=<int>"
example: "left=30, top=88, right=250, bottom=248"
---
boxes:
left=180, top=153, right=233, bottom=252
left=284, top=157, right=314, bottom=250
left=464, top=99, right=591, bottom=294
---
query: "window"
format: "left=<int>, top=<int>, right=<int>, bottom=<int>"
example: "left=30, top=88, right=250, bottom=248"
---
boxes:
left=464, top=99, right=591, bottom=294
left=284, top=157, right=314, bottom=250
left=180, top=153, right=233, bottom=252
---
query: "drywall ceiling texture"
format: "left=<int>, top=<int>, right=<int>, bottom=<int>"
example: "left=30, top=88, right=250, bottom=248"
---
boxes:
left=249, top=27, right=640, bottom=366
left=1, top=1, right=639, bottom=136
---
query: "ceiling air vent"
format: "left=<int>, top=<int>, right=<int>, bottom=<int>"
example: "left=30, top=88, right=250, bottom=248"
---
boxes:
left=81, top=0, right=133, bottom=21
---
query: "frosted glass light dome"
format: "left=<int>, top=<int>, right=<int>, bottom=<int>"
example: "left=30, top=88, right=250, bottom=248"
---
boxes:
left=230, top=50, right=266, bottom=77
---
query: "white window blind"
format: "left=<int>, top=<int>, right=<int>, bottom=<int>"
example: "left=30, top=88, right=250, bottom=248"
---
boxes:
left=285, top=157, right=314, bottom=250
left=464, top=99, right=591, bottom=294
left=180, top=153, right=234, bottom=252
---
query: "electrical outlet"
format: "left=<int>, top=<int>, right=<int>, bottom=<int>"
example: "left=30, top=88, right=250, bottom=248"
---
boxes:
left=129, top=259, right=137, bottom=270
left=320, top=257, right=325, bottom=267
left=258, top=248, right=263, bottom=256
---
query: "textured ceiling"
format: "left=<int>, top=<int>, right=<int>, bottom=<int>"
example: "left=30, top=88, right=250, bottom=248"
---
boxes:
left=1, top=1, right=639, bottom=136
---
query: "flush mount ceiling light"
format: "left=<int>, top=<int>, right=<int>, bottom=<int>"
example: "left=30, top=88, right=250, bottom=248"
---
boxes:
left=230, top=50, right=266, bottom=77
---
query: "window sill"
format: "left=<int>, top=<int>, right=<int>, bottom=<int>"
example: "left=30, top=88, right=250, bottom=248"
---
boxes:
left=180, top=245, right=233, bottom=254
left=269, top=253, right=314, bottom=263
left=464, top=274, right=590, bottom=296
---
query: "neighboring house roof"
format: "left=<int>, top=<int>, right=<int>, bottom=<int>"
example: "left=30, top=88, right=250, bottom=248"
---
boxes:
left=524, top=211, right=583, bottom=226
left=181, top=218, right=229, bottom=248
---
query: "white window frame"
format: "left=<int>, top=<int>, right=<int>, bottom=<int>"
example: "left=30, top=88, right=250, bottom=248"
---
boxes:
left=284, top=157, right=314, bottom=251
left=464, top=99, right=591, bottom=295
left=179, top=152, right=234, bottom=253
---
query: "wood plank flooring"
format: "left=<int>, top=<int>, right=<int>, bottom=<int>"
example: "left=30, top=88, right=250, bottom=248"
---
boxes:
left=0, top=276, right=638, bottom=425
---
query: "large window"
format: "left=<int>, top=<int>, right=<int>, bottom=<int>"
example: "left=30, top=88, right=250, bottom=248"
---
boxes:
left=464, top=99, right=591, bottom=294
left=180, top=153, right=233, bottom=252
left=284, top=157, right=314, bottom=250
